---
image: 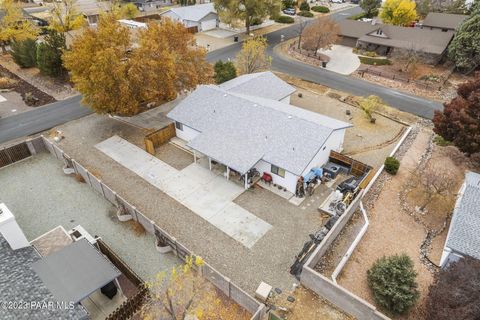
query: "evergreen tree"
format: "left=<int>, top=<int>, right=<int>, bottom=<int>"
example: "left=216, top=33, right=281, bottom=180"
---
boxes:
left=36, top=30, right=67, bottom=77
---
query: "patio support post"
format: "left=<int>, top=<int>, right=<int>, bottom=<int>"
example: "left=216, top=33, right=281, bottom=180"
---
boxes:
left=193, top=151, right=196, bottom=163
left=209, top=158, right=212, bottom=171
left=226, top=166, right=230, bottom=180
left=244, top=173, right=248, bottom=189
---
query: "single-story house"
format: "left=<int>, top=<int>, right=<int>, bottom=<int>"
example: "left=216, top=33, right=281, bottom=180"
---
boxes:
left=126, top=0, right=173, bottom=13
left=167, top=72, right=352, bottom=193
left=421, top=12, right=468, bottom=32
left=440, top=172, right=480, bottom=268
left=338, top=19, right=455, bottom=63
left=159, top=3, right=218, bottom=32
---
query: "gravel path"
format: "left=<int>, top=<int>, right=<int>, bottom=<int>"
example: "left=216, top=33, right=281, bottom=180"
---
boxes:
left=0, top=153, right=180, bottom=281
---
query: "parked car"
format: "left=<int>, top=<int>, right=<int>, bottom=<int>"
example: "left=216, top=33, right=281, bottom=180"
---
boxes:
left=330, top=0, right=345, bottom=3
left=283, top=8, right=296, bottom=15
left=350, top=0, right=359, bottom=3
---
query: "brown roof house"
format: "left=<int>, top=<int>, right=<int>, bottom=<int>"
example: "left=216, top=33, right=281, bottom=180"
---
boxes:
left=421, top=12, right=468, bottom=32
left=338, top=19, right=455, bottom=64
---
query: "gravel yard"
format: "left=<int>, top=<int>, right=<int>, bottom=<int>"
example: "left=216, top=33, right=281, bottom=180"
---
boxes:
left=155, top=143, right=194, bottom=170
left=0, top=152, right=180, bottom=281
left=50, top=113, right=339, bottom=296
left=291, top=89, right=406, bottom=168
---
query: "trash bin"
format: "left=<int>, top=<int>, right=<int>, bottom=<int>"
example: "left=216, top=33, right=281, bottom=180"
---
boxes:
left=322, top=61, right=327, bottom=68
left=234, top=36, right=239, bottom=42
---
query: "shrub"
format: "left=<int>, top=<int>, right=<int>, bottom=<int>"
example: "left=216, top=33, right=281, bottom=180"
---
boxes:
left=275, top=15, right=295, bottom=23
left=348, top=12, right=367, bottom=20
left=36, top=30, right=67, bottom=77
left=299, top=1, right=310, bottom=11
left=368, top=254, right=419, bottom=314
left=297, top=10, right=314, bottom=17
left=433, top=135, right=452, bottom=146
left=364, top=50, right=378, bottom=57
left=251, top=16, right=264, bottom=26
left=312, top=5, right=330, bottom=13
left=0, top=77, right=17, bottom=89
left=359, top=56, right=392, bottom=65
left=384, top=156, right=400, bottom=174
left=10, top=39, right=37, bottom=68
left=214, top=60, right=237, bottom=84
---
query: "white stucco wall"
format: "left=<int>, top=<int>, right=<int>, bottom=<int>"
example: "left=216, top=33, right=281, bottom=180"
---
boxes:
left=301, top=129, right=346, bottom=176
left=254, top=160, right=298, bottom=193
left=175, top=122, right=200, bottom=142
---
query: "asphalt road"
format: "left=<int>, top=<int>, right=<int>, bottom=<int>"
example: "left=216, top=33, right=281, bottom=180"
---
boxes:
left=0, top=6, right=442, bottom=144
left=0, top=95, right=91, bottom=144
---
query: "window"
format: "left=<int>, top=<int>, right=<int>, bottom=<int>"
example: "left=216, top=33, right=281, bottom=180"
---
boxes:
left=271, top=165, right=285, bottom=178
left=175, top=122, right=183, bottom=131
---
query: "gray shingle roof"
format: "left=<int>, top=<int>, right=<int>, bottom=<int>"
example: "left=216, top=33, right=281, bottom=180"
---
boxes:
left=161, top=3, right=216, bottom=22
left=446, top=172, right=480, bottom=260
left=167, top=85, right=351, bottom=175
left=219, top=72, right=296, bottom=101
left=0, top=235, right=88, bottom=320
left=422, top=12, right=468, bottom=30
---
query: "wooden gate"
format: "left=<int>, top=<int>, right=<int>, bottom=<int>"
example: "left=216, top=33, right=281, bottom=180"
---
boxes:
left=144, top=123, right=176, bottom=155
left=0, top=142, right=31, bottom=169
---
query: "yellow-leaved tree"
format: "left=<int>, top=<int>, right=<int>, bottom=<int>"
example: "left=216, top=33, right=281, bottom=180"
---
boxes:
left=140, top=256, right=249, bottom=320
left=63, top=15, right=213, bottom=115
left=49, top=0, right=86, bottom=33
left=235, top=36, right=271, bottom=74
left=0, top=0, right=38, bottom=53
left=380, top=0, right=417, bottom=26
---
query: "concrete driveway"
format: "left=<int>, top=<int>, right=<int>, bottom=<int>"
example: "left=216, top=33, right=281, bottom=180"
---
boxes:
left=96, top=136, right=272, bottom=249
left=319, top=45, right=361, bottom=75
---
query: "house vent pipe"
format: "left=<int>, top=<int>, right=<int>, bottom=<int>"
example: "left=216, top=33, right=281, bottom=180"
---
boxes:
left=0, top=203, right=30, bottom=250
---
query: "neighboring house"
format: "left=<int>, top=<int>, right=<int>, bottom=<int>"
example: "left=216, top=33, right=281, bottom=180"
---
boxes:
left=338, top=19, right=455, bottom=63
left=126, top=0, right=173, bottom=13
left=167, top=72, right=352, bottom=193
left=0, top=203, right=124, bottom=320
left=440, top=172, right=480, bottom=268
left=159, top=3, right=218, bottom=32
left=421, top=12, right=468, bottom=32
left=74, top=0, right=112, bottom=25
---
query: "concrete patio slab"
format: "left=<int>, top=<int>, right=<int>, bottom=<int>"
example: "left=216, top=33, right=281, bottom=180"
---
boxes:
left=96, top=135, right=272, bottom=248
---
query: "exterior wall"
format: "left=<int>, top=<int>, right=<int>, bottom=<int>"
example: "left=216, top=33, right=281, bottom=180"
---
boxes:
left=440, top=248, right=464, bottom=269
left=254, top=160, right=298, bottom=193
left=301, top=129, right=346, bottom=176
left=175, top=122, right=200, bottom=142
left=199, top=12, right=218, bottom=31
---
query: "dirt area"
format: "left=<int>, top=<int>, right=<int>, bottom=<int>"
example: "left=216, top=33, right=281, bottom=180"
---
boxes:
left=352, top=59, right=473, bottom=103
left=287, top=81, right=407, bottom=169
left=314, top=210, right=365, bottom=276
left=50, top=113, right=333, bottom=297
left=0, top=54, right=75, bottom=100
left=0, top=63, right=55, bottom=108
left=335, top=125, right=478, bottom=319
left=270, top=286, right=354, bottom=320
left=155, top=143, right=194, bottom=170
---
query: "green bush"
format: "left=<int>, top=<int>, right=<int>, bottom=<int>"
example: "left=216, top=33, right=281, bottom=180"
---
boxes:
left=364, top=50, right=378, bottom=57
left=312, top=5, right=330, bottom=13
left=297, top=10, right=314, bottom=17
left=359, top=56, right=392, bottom=65
left=384, top=156, right=400, bottom=175
left=368, top=254, right=419, bottom=314
left=214, top=60, right=237, bottom=84
left=433, top=135, right=453, bottom=146
left=11, top=39, right=37, bottom=68
left=275, top=15, right=295, bottom=23
left=36, top=30, right=67, bottom=78
left=299, top=1, right=310, bottom=11
left=282, top=0, right=296, bottom=9
left=348, top=12, right=367, bottom=20
left=251, top=16, right=264, bottom=26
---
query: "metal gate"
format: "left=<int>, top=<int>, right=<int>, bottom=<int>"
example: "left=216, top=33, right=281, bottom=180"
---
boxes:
left=0, top=142, right=31, bottom=169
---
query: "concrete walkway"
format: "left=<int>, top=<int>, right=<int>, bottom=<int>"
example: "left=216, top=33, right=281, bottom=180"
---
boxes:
left=319, top=45, right=361, bottom=75
left=96, top=136, right=272, bottom=248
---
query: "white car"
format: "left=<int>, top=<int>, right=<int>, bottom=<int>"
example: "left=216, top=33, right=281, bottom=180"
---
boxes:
left=330, top=0, right=345, bottom=3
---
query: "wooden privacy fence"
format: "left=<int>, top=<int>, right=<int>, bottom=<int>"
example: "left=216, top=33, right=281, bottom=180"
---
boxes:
left=329, top=151, right=374, bottom=189
left=144, top=123, right=176, bottom=155
left=0, top=142, right=31, bottom=168
left=105, top=287, right=149, bottom=320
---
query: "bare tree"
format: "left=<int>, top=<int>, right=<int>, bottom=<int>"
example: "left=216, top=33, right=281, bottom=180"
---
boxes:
left=419, top=166, right=455, bottom=211
left=301, top=17, right=339, bottom=57
left=296, top=16, right=309, bottom=50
